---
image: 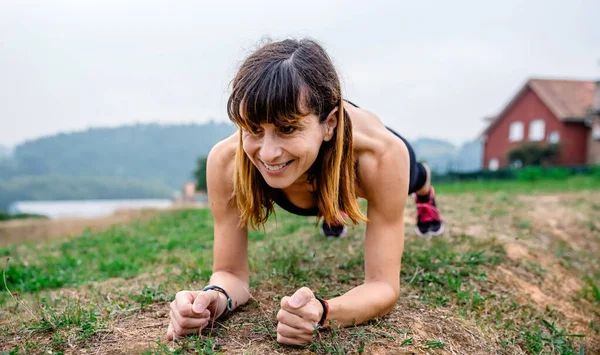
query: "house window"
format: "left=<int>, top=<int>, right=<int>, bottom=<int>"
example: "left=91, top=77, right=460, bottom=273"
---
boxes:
left=489, top=158, right=499, bottom=171
left=548, top=131, right=560, bottom=144
left=593, top=123, right=600, bottom=141
left=529, top=119, right=545, bottom=141
left=509, top=122, right=524, bottom=142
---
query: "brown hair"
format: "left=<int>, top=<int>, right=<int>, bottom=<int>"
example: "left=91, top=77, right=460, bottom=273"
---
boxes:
left=227, top=38, right=367, bottom=229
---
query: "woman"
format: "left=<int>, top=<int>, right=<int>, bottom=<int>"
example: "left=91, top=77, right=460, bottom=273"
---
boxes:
left=167, top=38, right=444, bottom=346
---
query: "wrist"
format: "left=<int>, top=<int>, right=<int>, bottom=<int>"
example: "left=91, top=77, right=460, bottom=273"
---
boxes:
left=214, top=291, right=229, bottom=319
left=315, top=297, right=329, bottom=328
left=203, top=285, right=233, bottom=319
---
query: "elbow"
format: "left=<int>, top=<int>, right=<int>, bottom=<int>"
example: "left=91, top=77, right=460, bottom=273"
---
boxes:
left=370, top=280, right=400, bottom=317
left=383, top=284, right=400, bottom=315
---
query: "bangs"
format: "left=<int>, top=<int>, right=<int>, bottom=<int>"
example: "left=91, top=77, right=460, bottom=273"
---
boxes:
left=228, top=60, right=319, bottom=131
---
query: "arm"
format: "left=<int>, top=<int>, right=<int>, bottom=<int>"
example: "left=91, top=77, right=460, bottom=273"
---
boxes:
left=324, top=141, right=409, bottom=327
left=205, top=139, right=251, bottom=316
left=168, top=139, right=250, bottom=339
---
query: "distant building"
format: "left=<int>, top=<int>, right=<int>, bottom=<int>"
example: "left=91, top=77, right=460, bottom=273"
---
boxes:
left=174, top=182, right=208, bottom=206
left=480, top=78, right=600, bottom=170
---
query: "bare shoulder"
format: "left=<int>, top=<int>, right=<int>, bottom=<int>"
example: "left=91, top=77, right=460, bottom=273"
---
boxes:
left=345, top=103, right=403, bottom=155
left=207, top=131, right=239, bottom=197
left=345, top=103, right=409, bottom=198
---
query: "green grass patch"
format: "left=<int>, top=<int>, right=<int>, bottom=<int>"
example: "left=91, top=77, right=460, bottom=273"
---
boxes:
left=519, top=319, right=584, bottom=355
left=2, top=193, right=598, bottom=354
left=0, top=212, right=48, bottom=221
left=1, top=209, right=215, bottom=301
left=400, top=234, right=504, bottom=310
left=436, top=175, right=600, bottom=195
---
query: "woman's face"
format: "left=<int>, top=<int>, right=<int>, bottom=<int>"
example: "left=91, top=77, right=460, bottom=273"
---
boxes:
left=242, top=112, right=335, bottom=189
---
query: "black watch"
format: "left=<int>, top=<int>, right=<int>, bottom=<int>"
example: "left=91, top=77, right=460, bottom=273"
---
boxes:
left=202, top=285, right=233, bottom=312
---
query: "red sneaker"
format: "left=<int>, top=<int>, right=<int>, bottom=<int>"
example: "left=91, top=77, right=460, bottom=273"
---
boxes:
left=413, top=187, right=444, bottom=236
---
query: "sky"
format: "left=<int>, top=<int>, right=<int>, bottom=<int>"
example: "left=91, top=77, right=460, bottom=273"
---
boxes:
left=1, top=0, right=599, bottom=148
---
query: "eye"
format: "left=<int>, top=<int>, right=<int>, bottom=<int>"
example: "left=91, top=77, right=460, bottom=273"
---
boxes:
left=279, top=126, right=296, bottom=134
left=247, top=127, right=263, bottom=135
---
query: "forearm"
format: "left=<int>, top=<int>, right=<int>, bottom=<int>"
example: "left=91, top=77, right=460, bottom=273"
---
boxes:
left=208, top=270, right=250, bottom=312
left=324, top=281, right=399, bottom=328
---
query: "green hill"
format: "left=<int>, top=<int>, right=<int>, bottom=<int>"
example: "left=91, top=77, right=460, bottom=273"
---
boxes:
left=1, top=122, right=236, bottom=188
left=0, top=122, right=236, bottom=210
left=0, top=145, right=11, bottom=160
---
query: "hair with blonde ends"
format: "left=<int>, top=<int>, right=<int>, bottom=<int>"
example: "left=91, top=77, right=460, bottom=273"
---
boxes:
left=227, top=38, right=367, bottom=229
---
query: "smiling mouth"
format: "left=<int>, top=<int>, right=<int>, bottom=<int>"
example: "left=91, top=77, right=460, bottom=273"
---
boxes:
left=262, top=160, right=292, bottom=171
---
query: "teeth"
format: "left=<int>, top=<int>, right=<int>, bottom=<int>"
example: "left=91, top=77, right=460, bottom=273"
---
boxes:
left=263, top=161, right=289, bottom=171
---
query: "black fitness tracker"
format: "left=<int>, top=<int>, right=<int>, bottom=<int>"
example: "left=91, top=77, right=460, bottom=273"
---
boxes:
left=202, top=285, right=234, bottom=312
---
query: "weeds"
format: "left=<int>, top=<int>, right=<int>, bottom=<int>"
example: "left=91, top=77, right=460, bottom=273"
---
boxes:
left=2, top=190, right=599, bottom=354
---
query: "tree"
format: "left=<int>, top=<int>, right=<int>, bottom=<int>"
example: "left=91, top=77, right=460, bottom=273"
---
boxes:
left=507, top=143, right=560, bottom=167
left=194, top=157, right=208, bottom=191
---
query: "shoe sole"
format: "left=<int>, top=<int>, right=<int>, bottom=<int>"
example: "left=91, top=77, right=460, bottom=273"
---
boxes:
left=320, top=225, right=348, bottom=239
left=415, top=221, right=445, bottom=237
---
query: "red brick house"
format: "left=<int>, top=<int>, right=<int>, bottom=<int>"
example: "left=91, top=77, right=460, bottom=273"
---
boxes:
left=480, top=78, right=600, bottom=170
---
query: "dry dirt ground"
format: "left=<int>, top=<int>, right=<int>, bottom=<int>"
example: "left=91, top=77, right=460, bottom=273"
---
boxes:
left=1, top=191, right=599, bottom=354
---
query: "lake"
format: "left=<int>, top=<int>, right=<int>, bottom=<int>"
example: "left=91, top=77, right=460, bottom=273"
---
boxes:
left=8, top=199, right=174, bottom=219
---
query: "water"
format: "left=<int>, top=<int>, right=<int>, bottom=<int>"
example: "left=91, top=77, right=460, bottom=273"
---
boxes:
left=8, top=199, right=173, bottom=219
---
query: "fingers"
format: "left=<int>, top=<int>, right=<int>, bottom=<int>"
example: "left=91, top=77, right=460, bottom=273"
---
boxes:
left=276, top=322, right=313, bottom=345
left=168, top=290, right=216, bottom=340
left=192, top=289, right=220, bottom=314
left=277, top=333, right=310, bottom=346
left=171, top=298, right=210, bottom=320
left=277, top=309, right=313, bottom=333
left=167, top=323, right=173, bottom=340
left=281, top=297, right=321, bottom=322
left=174, top=290, right=219, bottom=318
left=275, top=306, right=317, bottom=347
left=174, top=290, right=197, bottom=318
left=287, top=287, right=314, bottom=309
left=170, top=310, right=210, bottom=331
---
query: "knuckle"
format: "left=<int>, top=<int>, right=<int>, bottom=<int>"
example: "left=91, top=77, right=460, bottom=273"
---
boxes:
left=300, top=287, right=313, bottom=296
left=276, top=309, right=286, bottom=322
left=276, top=322, right=285, bottom=333
left=178, top=317, right=191, bottom=329
left=172, top=322, right=184, bottom=336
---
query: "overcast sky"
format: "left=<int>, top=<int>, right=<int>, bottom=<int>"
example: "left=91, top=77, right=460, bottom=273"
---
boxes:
left=1, top=0, right=599, bottom=148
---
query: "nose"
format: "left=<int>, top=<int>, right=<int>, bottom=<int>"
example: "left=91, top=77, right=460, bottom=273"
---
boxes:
left=259, top=133, right=283, bottom=163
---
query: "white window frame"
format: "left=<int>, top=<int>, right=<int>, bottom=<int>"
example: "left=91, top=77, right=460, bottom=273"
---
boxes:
left=489, top=158, right=499, bottom=171
left=529, top=119, right=545, bottom=141
left=593, top=123, right=600, bottom=141
left=548, top=131, right=560, bottom=144
left=509, top=121, right=524, bottom=142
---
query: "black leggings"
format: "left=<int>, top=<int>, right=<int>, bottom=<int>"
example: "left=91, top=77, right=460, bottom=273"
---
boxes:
left=386, top=127, right=428, bottom=195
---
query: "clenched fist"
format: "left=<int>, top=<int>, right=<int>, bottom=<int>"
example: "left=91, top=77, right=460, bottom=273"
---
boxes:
left=167, top=289, right=227, bottom=340
left=276, top=287, right=325, bottom=346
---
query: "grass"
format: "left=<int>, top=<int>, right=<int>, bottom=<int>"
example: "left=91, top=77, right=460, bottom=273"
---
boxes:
left=1, top=185, right=599, bottom=354
left=1, top=209, right=215, bottom=298
left=436, top=175, right=600, bottom=195
left=0, top=212, right=47, bottom=221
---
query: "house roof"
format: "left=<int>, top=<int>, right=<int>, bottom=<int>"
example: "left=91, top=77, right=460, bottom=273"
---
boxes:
left=529, top=79, right=596, bottom=120
left=481, top=78, right=597, bottom=137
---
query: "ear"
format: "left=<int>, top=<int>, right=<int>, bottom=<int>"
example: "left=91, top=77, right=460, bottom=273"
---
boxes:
left=323, top=107, right=339, bottom=142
